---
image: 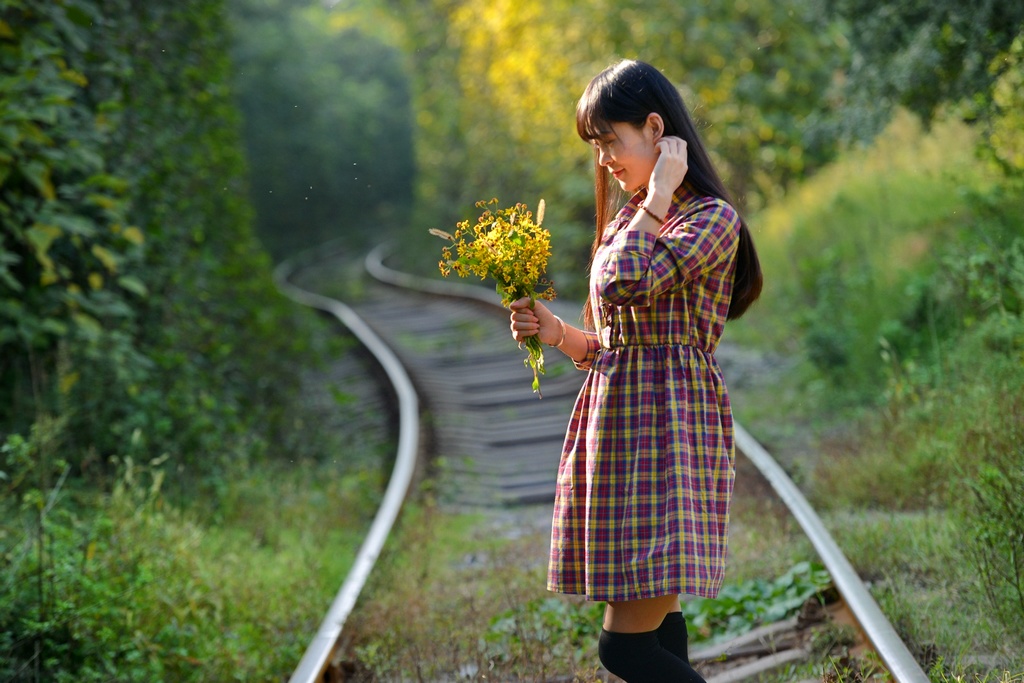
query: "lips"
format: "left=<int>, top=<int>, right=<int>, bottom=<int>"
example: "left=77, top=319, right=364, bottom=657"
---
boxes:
left=611, top=168, right=624, bottom=179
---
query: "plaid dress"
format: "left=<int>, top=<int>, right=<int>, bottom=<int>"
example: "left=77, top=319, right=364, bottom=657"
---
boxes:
left=548, top=185, right=739, bottom=602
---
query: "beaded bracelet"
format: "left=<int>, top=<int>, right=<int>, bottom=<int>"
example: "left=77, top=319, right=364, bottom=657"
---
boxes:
left=640, top=203, right=665, bottom=225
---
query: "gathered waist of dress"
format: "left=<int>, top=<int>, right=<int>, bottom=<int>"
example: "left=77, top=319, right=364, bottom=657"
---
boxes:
left=598, top=339, right=716, bottom=355
left=598, top=326, right=715, bottom=352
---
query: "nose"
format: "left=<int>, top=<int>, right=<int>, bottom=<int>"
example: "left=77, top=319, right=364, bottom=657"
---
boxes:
left=597, top=146, right=612, bottom=167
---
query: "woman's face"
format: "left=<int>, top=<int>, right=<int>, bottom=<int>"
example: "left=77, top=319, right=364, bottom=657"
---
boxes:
left=591, top=117, right=660, bottom=193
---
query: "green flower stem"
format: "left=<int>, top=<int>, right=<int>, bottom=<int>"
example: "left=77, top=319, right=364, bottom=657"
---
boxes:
left=522, top=334, right=546, bottom=397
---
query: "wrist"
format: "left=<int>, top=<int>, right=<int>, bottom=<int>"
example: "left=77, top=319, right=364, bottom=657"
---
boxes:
left=548, top=315, right=567, bottom=348
left=642, top=189, right=672, bottom=220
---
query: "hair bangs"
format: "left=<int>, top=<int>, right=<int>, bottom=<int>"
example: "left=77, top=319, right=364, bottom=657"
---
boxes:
left=575, top=82, right=614, bottom=141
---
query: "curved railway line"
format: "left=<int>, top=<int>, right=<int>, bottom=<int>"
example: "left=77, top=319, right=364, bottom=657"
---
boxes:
left=275, top=244, right=932, bottom=683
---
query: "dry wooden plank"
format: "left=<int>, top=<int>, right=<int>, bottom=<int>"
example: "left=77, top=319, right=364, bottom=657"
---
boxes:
left=691, top=617, right=800, bottom=663
left=704, top=649, right=809, bottom=683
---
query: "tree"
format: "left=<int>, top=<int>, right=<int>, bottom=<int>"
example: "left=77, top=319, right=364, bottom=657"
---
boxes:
left=826, top=0, right=1024, bottom=141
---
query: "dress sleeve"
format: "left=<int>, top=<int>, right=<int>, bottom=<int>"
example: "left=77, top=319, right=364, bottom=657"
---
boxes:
left=596, top=197, right=740, bottom=307
left=569, top=329, right=602, bottom=371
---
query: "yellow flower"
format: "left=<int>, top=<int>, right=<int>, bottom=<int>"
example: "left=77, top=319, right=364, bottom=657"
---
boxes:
left=430, top=198, right=557, bottom=395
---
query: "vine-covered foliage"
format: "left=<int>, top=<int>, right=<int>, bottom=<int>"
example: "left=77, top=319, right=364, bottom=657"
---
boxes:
left=1, top=0, right=329, bottom=678
left=0, top=0, right=302, bottom=472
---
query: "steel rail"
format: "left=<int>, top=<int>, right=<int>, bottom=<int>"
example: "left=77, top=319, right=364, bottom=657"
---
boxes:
left=367, top=245, right=932, bottom=683
left=733, top=424, right=930, bottom=683
left=365, top=241, right=502, bottom=305
left=274, top=248, right=421, bottom=683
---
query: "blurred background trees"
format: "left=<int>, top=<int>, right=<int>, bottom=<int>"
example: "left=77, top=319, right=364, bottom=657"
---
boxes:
left=342, top=0, right=851, bottom=284
left=825, top=0, right=1024, bottom=140
left=228, top=0, right=414, bottom=258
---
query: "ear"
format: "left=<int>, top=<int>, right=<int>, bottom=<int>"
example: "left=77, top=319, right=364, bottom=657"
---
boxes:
left=645, top=113, right=665, bottom=143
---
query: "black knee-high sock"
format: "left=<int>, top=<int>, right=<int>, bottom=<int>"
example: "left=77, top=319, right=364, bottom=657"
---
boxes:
left=598, top=629, right=706, bottom=683
left=656, top=611, right=690, bottom=663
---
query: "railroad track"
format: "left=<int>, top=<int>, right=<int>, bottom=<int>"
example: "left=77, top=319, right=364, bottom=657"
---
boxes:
left=275, top=244, right=931, bottom=683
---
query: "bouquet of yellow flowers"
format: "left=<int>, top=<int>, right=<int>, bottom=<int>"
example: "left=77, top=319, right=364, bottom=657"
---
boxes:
left=430, top=198, right=556, bottom=396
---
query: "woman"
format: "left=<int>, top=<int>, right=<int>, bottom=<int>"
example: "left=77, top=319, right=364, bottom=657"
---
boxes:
left=509, top=59, right=762, bottom=682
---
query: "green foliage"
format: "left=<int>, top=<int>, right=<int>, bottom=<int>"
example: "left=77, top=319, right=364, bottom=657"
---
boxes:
left=227, top=0, right=415, bottom=258
left=596, top=0, right=848, bottom=208
left=483, top=597, right=603, bottom=674
left=0, top=0, right=147, bottom=434
left=987, top=33, right=1024, bottom=179
left=741, top=97, right=1024, bottom=666
left=683, top=561, right=832, bottom=643
left=0, top=0, right=310, bottom=475
left=750, top=112, right=986, bottom=401
left=0, top=4, right=350, bottom=676
left=960, top=440, right=1024, bottom=636
left=0, top=428, right=375, bottom=681
left=337, top=0, right=848, bottom=295
left=825, top=0, right=1024, bottom=142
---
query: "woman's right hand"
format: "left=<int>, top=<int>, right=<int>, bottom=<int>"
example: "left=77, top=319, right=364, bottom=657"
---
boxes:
left=509, top=297, right=560, bottom=346
left=645, top=135, right=688, bottom=217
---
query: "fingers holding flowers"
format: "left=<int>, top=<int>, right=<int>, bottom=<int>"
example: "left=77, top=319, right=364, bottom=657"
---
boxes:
left=509, top=297, right=539, bottom=342
left=510, top=298, right=562, bottom=346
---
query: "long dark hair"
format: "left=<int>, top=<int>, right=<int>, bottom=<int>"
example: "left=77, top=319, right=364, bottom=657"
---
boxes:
left=576, top=59, right=761, bottom=325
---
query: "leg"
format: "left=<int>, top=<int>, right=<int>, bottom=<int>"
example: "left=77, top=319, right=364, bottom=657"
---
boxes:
left=603, top=594, right=680, bottom=633
left=598, top=596, right=704, bottom=683
left=656, top=610, right=690, bottom=663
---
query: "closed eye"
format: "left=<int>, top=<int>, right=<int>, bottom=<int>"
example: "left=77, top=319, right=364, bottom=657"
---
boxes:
left=592, top=135, right=616, bottom=153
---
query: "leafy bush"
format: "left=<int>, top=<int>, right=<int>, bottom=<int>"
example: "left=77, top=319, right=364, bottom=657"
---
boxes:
left=0, top=0, right=309, bottom=478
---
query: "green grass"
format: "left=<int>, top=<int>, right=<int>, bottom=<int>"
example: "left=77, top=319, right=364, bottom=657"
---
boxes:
left=731, top=110, right=994, bottom=363
left=0, top=452, right=377, bottom=682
